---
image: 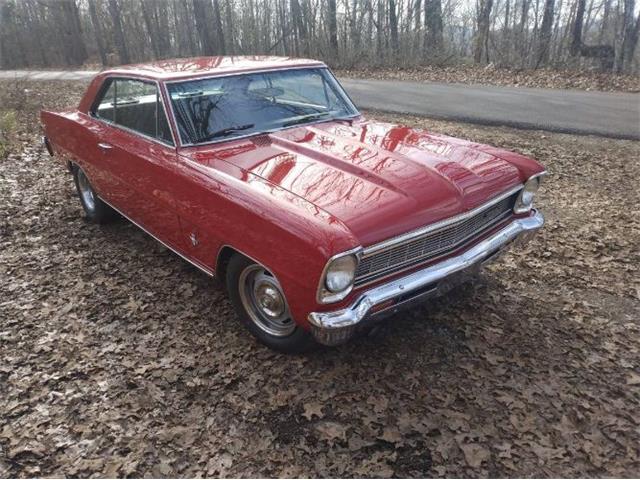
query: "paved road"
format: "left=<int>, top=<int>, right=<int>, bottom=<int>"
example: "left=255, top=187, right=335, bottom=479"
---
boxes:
left=2, top=69, right=638, bottom=139
left=341, top=78, right=640, bottom=140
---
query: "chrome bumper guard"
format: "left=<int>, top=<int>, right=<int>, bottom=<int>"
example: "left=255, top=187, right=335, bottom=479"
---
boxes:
left=308, top=211, right=544, bottom=346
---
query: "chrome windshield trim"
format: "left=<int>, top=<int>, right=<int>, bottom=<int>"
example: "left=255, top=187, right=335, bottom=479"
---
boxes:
left=162, top=64, right=326, bottom=85
left=164, top=66, right=360, bottom=147
left=362, top=185, right=523, bottom=258
left=308, top=210, right=544, bottom=332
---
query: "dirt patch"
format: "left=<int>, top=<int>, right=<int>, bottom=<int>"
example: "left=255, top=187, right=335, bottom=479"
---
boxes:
left=335, top=65, right=640, bottom=93
left=0, top=81, right=639, bottom=477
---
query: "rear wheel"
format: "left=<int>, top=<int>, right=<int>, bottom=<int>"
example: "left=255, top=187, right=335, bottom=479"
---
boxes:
left=72, top=165, right=116, bottom=224
left=226, top=254, right=316, bottom=353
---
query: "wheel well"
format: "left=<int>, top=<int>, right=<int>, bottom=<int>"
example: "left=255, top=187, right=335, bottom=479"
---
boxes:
left=216, top=246, right=239, bottom=283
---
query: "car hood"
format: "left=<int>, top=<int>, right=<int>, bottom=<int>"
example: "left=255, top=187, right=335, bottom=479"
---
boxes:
left=181, top=119, right=543, bottom=246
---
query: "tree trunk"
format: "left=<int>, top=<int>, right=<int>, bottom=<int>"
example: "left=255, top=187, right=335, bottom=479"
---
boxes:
left=54, top=0, right=88, bottom=66
left=425, top=0, right=444, bottom=55
left=88, top=0, right=108, bottom=65
left=108, top=0, right=131, bottom=64
left=291, top=0, right=307, bottom=55
left=474, top=0, right=494, bottom=63
left=25, top=0, right=49, bottom=66
left=328, top=0, right=338, bottom=57
left=571, top=0, right=615, bottom=70
left=518, top=0, right=530, bottom=65
left=619, top=0, right=639, bottom=72
left=377, top=0, right=384, bottom=57
left=570, top=0, right=586, bottom=56
left=413, top=0, right=421, bottom=53
left=351, top=0, right=361, bottom=51
left=192, top=0, right=215, bottom=55
left=598, top=0, right=612, bottom=44
left=212, top=0, right=226, bottom=54
left=389, top=0, right=399, bottom=54
left=141, top=0, right=161, bottom=58
left=535, top=0, right=555, bottom=67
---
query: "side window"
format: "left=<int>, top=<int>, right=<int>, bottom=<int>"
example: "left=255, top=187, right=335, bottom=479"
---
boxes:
left=92, top=78, right=174, bottom=145
left=95, top=80, right=116, bottom=122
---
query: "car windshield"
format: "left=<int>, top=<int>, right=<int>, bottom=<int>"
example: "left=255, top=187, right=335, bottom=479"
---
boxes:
left=166, top=68, right=359, bottom=145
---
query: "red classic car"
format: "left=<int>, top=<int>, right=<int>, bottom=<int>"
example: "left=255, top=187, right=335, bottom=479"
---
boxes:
left=41, top=56, right=546, bottom=352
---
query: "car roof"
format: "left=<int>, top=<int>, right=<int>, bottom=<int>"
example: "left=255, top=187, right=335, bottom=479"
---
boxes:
left=102, top=56, right=327, bottom=81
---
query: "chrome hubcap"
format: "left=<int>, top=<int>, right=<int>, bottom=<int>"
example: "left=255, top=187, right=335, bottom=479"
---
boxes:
left=239, top=265, right=295, bottom=337
left=77, top=169, right=96, bottom=212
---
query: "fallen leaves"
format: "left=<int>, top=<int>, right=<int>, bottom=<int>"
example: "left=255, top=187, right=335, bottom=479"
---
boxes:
left=315, top=421, right=348, bottom=444
left=335, top=64, right=640, bottom=93
left=0, top=80, right=639, bottom=477
left=302, top=401, right=324, bottom=420
left=458, top=442, right=491, bottom=469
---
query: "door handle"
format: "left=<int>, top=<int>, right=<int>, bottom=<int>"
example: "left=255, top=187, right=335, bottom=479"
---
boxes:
left=97, top=142, right=113, bottom=150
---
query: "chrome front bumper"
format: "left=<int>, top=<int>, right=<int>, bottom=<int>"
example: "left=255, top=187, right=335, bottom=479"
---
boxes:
left=308, top=211, right=544, bottom=346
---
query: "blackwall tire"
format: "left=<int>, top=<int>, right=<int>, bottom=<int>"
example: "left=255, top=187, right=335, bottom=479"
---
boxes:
left=226, top=254, right=317, bottom=353
left=72, top=165, right=116, bottom=224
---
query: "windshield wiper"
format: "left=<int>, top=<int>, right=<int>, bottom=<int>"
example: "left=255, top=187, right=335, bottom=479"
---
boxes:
left=282, top=112, right=331, bottom=127
left=196, top=123, right=255, bottom=143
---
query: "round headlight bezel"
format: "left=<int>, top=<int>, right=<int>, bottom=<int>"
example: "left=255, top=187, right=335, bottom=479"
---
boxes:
left=514, top=173, right=546, bottom=214
left=317, top=249, right=362, bottom=304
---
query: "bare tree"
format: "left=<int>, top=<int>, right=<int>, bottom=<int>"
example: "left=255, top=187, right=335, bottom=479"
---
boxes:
left=88, top=0, right=108, bottom=65
left=425, top=0, right=444, bottom=55
left=108, top=0, right=131, bottom=63
left=618, top=0, right=640, bottom=71
left=571, top=0, right=615, bottom=69
left=0, top=0, right=637, bottom=74
left=328, top=0, right=338, bottom=56
left=474, top=0, right=495, bottom=63
left=535, top=0, right=555, bottom=66
left=389, top=0, right=399, bottom=53
left=192, top=0, right=216, bottom=55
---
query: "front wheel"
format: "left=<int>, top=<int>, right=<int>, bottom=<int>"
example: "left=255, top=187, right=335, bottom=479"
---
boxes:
left=226, top=254, right=316, bottom=353
left=72, top=165, right=116, bottom=223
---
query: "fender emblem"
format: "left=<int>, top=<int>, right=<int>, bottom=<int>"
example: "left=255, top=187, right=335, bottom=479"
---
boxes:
left=189, top=233, right=199, bottom=246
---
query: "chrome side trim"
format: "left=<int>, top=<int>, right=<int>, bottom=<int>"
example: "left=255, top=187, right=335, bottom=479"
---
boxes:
left=308, top=210, right=544, bottom=337
left=162, top=64, right=326, bottom=85
left=362, top=185, right=523, bottom=257
left=98, top=196, right=215, bottom=277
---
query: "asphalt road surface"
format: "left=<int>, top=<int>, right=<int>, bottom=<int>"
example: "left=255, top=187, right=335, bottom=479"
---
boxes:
left=341, top=78, right=640, bottom=140
left=2, top=69, right=638, bottom=139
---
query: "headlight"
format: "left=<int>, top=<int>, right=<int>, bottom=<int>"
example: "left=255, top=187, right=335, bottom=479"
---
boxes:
left=317, top=250, right=361, bottom=303
left=514, top=173, right=545, bottom=213
left=325, top=255, right=357, bottom=292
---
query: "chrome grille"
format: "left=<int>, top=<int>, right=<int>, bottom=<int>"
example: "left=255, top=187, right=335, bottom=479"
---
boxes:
left=354, top=190, right=520, bottom=286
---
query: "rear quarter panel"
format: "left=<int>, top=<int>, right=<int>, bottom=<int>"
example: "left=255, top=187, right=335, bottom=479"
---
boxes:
left=41, top=110, right=114, bottom=196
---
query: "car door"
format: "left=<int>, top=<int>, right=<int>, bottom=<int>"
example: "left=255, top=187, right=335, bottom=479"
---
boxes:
left=89, top=77, right=184, bottom=250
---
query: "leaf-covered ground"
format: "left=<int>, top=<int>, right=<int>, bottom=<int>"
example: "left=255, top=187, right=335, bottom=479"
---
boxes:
left=334, top=64, right=640, bottom=92
left=1, top=81, right=639, bottom=477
